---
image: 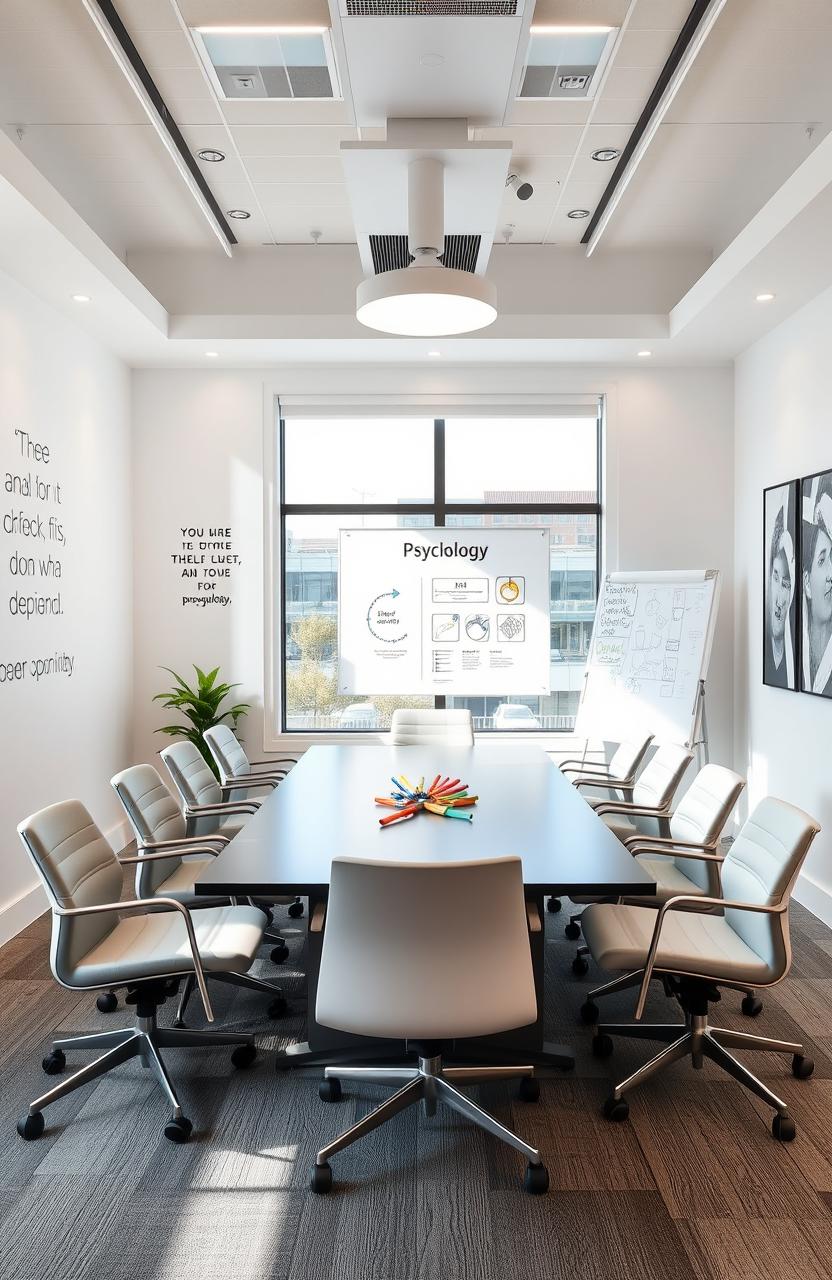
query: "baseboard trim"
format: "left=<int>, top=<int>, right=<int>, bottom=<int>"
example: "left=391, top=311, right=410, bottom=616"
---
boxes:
left=0, top=816, right=132, bottom=949
left=794, top=870, right=832, bottom=930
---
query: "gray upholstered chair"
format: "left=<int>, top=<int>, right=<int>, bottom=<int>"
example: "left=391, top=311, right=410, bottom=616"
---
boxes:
left=16, top=800, right=275, bottom=1143
left=111, top=763, right=290, bottom=1022
left=309, top=855, right=548, bottom=1195
left=389, top=708, right=474, bottom=746
left=580, top=797, right=820, bottom=1141
left=557, top=733, right=654, bottom=800
left=567, top=762, right=745, bottom=966
left=203, top=724, right=296, bottom=797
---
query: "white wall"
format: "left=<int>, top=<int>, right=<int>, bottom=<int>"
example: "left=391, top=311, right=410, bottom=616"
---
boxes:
left=131, top=364, right=734, bottom=769
left=0, top=268, right=132, bottom=943
left=735, top=283, right=832, bottom=923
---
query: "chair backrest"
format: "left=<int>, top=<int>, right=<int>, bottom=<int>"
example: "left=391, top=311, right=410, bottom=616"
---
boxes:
left=668, top=763, right=745, bottom=892
left=632, top=744, right=693, bottom=809
left=722, top=797, right=820, bottom=979
left=18, top=801, right=122, bottom=986
left=608, top=733, right=654, bottom=782
left=316, top=856, right=537, bottom=1041
left=204, top=724, right=250, bottom=781
left=389, top=708, right=474, bottom=747
left=111, top=763, right=186, bottom=896
left=160, top=740, right=223, bottom=836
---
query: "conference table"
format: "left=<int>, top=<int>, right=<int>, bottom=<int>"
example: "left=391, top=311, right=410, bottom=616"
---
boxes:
left=195, top=744, right=655, bottom=1073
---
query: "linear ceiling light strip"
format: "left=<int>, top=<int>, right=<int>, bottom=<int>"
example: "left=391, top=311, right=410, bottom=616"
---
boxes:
left=581, top=0, right=727, bottom=257
left=81, top=0, right=236, bottom=256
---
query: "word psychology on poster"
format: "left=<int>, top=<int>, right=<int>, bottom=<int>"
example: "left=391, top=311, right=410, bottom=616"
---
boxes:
left=338, top=527, right=550, bottom=695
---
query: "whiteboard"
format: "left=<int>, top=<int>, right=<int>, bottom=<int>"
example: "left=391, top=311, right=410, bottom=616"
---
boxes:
left=576, top=570, right=720, bottom=747
left=338, top=527, right=550, bottom=695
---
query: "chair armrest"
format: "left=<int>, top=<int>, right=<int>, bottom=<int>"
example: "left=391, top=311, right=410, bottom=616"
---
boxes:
left=526, top=901, right=542, bottom=933
left=574, top=777, right=633, bottom=795
left=249, top=758, right=296, bottom=768
left=185, top=801, right=260, bottom=818
left=125, top=844, right=223, bottom=863
left=562, top=761, right=616, bottom=777
left=634, top=894, right=786, bottom=1020
left=54, top=896, right=214, bottom=1022
left=621, top=834, right=713, bottom=852
left=593, top=802, right=668, bottom=818
left=309, top=902, right=326, bottom=933
left=632, top=846, right=723, bottom=864
left=141, top=834, right=230, bottom=852
left=220, top=780, right=277, bottom=795
left=556, top=756, right=603, bottom=770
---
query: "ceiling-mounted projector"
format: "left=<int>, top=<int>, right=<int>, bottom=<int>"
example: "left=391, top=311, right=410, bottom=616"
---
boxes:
left=355, top=157, right=497, bottom=336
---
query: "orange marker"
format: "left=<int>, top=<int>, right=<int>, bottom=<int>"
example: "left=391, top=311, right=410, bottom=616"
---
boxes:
left=380, top=804, right=421, bottom=827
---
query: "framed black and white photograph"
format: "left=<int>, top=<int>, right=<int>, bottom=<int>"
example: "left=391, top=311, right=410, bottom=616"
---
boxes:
left=763, top=480, right=798, bottom=690
left=800, top=468, right=832, bottom=698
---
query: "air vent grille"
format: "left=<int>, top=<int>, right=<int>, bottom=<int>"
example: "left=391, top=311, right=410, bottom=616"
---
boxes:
left=346, top=2, right=518, bottom=15
left=369, top=234, right=481, bottom=274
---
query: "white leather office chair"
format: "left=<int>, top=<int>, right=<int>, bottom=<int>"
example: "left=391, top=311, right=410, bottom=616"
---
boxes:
left=310, top=856, right=548, bottom=1195
left=111, top=763, right=290, bottom=1021
left=567, top=762, right=744, bottom=964
left=389, top=708, right=475, bottom=746
left=203, top=723, right=296, bottom=797
left=580, top=797, right=820, bottom=1141
left=16, top=800, right=271, bottom=1144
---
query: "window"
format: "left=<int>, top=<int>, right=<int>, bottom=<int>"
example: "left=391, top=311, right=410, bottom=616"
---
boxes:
left=278, top=411, right=601, bottom=732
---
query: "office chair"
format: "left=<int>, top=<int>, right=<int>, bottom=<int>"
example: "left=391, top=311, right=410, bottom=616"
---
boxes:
left=581, top=797, right=820, bottom=1140
left=567, top=761, right=744, bottom=961
left=111, top=763, right=291, bottom=1021
left=389, top=707, right=475, bottom=746
left=161, top=740, right=304, bottom=920
left=203, top=723, right=297, bottom=797
left=546, top=731, right=654, bottom=914
left=16, top=800, right=275, bottom=1144
left=309, top=855, right=548, bottom=1195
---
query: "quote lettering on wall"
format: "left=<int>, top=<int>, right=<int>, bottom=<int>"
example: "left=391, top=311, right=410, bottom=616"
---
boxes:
left=1, top=428, right=75, bottom=689
left=172, top=528, right=239, bottom=608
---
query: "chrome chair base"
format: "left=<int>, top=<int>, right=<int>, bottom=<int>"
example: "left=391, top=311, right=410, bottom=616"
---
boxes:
left=173, top=968, right=288, bottom=1026
left=581, top=968, right=762, bottom=1019
left=312, top=1055, right=549, bottom=1194
left=18, top=1006, right=256, bottom=1142
left=595, top=1010, right=813, bottom=1139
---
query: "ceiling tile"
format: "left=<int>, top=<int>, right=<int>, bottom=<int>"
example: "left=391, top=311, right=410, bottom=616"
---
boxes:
left=230, top=125, right=358, bottom=156
left=627, top=0, right=694, bottom=30
left=613, top=27, right=679, bottom=68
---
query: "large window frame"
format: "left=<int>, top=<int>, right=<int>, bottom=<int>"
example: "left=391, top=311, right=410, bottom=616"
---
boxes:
left=277, top=410, right=603, bottom=736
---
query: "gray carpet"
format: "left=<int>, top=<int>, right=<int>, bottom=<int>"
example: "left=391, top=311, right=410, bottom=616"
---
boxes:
left=2, top=897, right=832, bottom=1280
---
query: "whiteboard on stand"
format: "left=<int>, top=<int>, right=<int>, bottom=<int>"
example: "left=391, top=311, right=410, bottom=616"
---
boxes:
left=576, top=570, right=720, bottom=748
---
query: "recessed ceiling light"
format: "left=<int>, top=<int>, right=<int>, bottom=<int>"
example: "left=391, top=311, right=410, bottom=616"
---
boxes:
left=756, top=292, right=776, bottom=302
left=198, top=148, right=225, bottom=163
left=530, top=25, right=613, bottom=33
left=226, top=209, right=251, bottom=220
left=427, top=350, right=442, bottom=358
left=71, top=294, right=91, bottom=303
left=205, top=351, right=219, bottom=358
left=591, top=148, right=620, bottom=162
left=637, top=350, right=652, bottom=358
left=567, top=208, right=590, bottom=220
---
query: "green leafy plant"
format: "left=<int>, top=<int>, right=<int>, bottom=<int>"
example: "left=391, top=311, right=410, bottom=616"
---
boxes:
left=153, top=665, right=250, bottom=775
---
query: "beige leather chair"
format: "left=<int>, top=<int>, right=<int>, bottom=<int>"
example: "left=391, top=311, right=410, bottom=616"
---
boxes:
left=310, top=856, right=548, bottom=1195
left=203, top=723, right=296, bottom=797
left=557, top=733, right=654, bottom=801
left=580, top=797, right=820, bottom=1141
left=16, top=801, right=274, bottom=1144
left=389, top=708, right=475, bottom=746
left=567, top=762, right=745, bottom=968
left=111, top=763, right=290, bottom=1022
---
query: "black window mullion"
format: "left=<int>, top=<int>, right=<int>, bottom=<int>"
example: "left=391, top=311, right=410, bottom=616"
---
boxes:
left=434, top=419, right=445, bottom=708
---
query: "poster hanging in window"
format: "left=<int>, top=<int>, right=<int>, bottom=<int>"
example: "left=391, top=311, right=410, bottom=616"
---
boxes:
left=337, top=527, right=550, bottom=695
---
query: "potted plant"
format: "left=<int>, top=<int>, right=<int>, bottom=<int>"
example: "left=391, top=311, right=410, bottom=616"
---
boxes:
left=154, top=665, right=250, bottom=776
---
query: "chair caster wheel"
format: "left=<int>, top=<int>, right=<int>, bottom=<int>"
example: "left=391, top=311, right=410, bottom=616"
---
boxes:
left=288, top=901, right=304, bottom=919
left=275, top=1051, right=291, bottom=1073
left=231, top=1043, right=257, bottom=1069
left=603, top=1095, right=629, bottom=1122
left=319, top=1077, right=342, bottom=1103
left=172, top=1018, right=187, bottom=1030
left=311, top=1161, right=333, bottom=1193
left=523, top=1162, right=549, bottom=1195
left=164, top=1116, right=193, bottom=1144
left=741, top=994, right=763, bottom=1017
left=518, top=1077, right=540, bottom=1102
left=17, top=1112, right=45, bottom=1141
left=572, top=956, right=589, bottom=977
left=264, top=908, right=275, bottom=926
left=270, top=944, right=289, bottom=965
left=564, top=921, right=581, bottom=941
left=580, top=999, right=599, bottom=1024
left=268, top=997, right=289, bottom=1019
left=592, top=1033, right=614, bottom=1059
left=41, top=1050, right=66, bottom=1075
left=547, top=898, right=562, bottom=913
left=772, top=1113, right=796, bottom=1142
left=97, top=991, right=118, bottom=1014
left=792, top=1054, right=814, bottom=1080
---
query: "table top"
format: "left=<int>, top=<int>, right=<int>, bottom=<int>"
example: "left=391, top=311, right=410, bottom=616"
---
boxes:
left=194, top=744, right=655, bottom=898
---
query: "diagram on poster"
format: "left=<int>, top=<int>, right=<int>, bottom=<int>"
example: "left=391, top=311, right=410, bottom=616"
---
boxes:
left=338, top=528, right=550, bottom=694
